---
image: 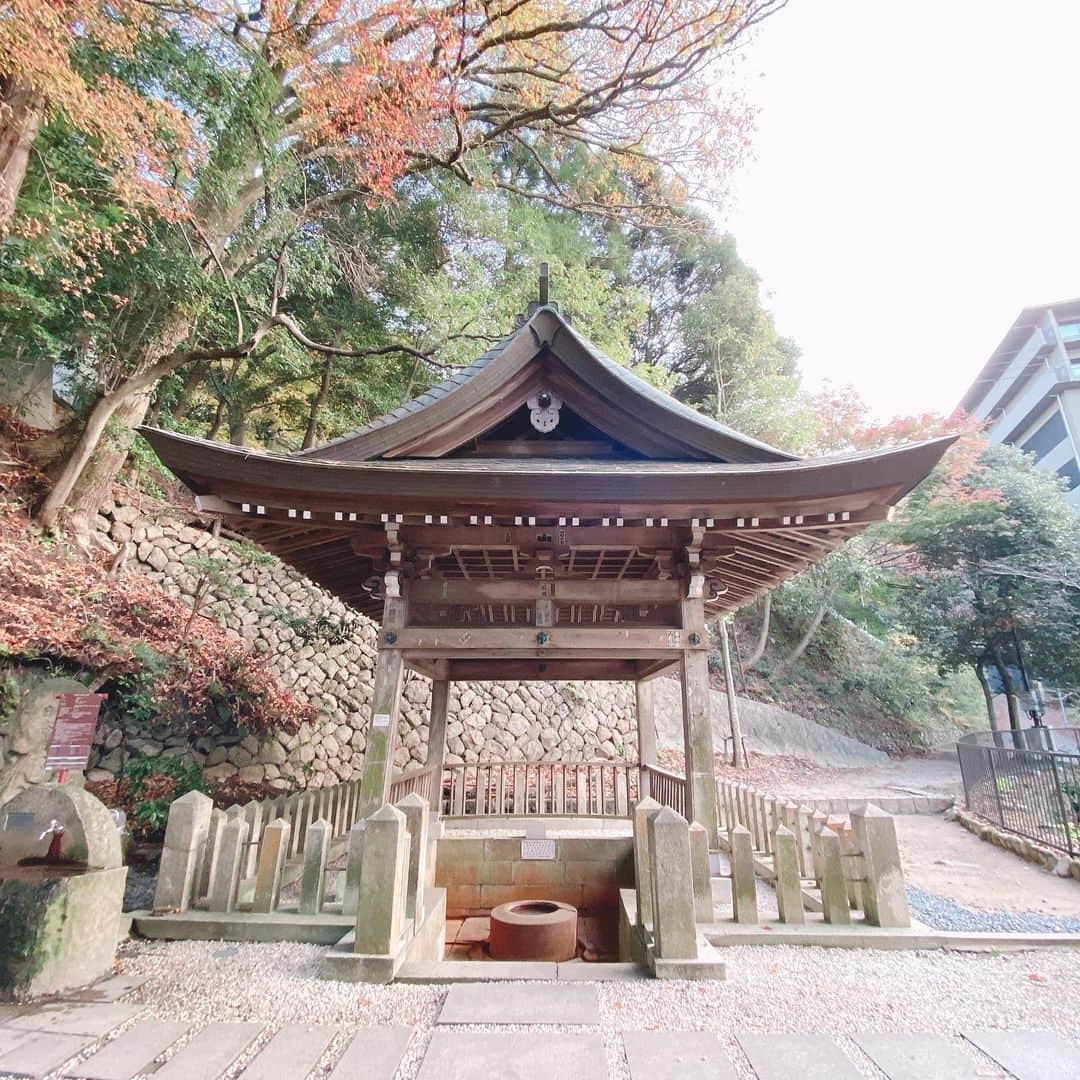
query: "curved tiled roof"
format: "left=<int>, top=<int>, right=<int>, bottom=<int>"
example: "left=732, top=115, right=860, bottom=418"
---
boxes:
left=296, top=308, right=797, bottom=463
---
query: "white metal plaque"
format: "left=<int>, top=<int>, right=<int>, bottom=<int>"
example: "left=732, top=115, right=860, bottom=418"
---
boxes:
left=521, top=838, right=558, bottom=861
left=372, top=712, right=391, bottom=729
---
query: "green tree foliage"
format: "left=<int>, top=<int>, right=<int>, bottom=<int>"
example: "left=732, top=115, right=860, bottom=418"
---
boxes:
left=891, top=440, right=1080, bottom=729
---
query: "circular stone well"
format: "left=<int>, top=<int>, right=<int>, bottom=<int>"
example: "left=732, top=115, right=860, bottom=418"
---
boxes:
left=489, top=899, right=578, bottom=962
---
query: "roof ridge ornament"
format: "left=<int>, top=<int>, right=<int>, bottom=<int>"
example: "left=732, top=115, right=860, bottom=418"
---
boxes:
left=524, top=261, right=562, bottom=321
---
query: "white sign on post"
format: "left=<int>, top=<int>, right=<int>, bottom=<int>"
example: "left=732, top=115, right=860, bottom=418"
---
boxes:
left=372, top=712, right=391, bottom=729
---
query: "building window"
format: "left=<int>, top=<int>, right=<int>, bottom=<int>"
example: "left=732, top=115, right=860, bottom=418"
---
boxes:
left=1060, top=322, right=1080, bottom=342
left=1020, top=409, right=1068, bottom=460
left=1057, top=458, right=1080, bottom=491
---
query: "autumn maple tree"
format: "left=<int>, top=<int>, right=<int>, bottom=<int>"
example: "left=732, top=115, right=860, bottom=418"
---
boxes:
left=12, top=0, right=785, bottom=534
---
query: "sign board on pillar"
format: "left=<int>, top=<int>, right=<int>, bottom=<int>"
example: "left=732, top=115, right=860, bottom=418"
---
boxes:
left=44, top=692, right=106, bottom=772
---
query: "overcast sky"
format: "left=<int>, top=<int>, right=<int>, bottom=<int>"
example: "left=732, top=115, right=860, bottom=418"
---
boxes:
left=718, top=0, right=1080, bottom=420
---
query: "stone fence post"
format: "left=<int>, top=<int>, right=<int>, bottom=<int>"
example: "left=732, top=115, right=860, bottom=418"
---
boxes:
left=647, top=807, right=697, bottom=960
left=730, top=824, right=757, bottom=925
left=209, top=812, right=249, bottom=913
left=354, top=805, right=410, bottom=956
left=632, top=797, right=662, bottom=931
left=772, top=825, right=804, bottom=925
left=851, top=804, right=910, bottom=928
left=299, top=818, right=331, bottom=916
left=153, top=790, right=213, bottom=913
left=253, top=817, right=291, bottom=913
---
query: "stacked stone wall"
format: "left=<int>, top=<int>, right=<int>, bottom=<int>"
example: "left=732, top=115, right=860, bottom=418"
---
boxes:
left=87, top=495, right=637, bottom=790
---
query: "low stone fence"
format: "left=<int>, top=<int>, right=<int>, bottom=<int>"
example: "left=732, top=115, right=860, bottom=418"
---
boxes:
left=715, top=777, right=911, bottom=928
left=153, top=777, right=363, bottom=915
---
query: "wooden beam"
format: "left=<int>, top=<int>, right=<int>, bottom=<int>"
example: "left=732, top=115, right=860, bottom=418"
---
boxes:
left=389, top=626, right=704, bottom=654
left=443, top=658, right=647, bottom=681
left=406, top=578, right=682, bottom=605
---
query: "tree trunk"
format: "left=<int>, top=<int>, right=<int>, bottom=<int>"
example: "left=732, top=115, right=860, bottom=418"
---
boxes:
left=167, top=361, right=209, bottom=423
left=974, top=658, right=996, bottom=730
left=990, top=644, right=1024, bottom=744
left=206, top=397, right=226, bottom=440
left=744, top=592, right=771, bottom=670
left=227, top=399, right=246, bottom=446
left=0, top=77, right=46, bottom=232
left=775, top=590, right=831, bottom=674
left=302, top=356, right=333, bottom=449
left=36, top=310, right=194, bottom=531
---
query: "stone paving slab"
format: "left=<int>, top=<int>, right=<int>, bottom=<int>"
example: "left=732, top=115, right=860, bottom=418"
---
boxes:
left=417, top=1031, right=607, bottom=1080
left=0, top=1026, right=33, bottom=1057
left=437, top=983, right=601, bottom=1025
left=623, top=1031, right=734, bottom=1079
left=327, top=1027, right=413, bottom=1080
left=736, top=1034, right=862, bottom=1080
left=854, top=1034, right=984, bottom=1080
left=240, top=1024, right=337, bottom=1080
left=151, top=1022, right=264, bottom=1080
left=0, top=1032, right=96, bottom=1077
left=5, top=1004, right=142, bottom=1037
left=965, top=1030, right=1080, bottom=1080
left=64, top=1020, right=191, bottom=1080
left=64, top=977, right=148, bottom=1003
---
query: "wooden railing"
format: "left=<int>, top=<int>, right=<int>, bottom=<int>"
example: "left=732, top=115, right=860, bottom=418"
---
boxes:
left=439, top=760, right=639, bottom=818
left=642, top=764, right=687, bottom=817
left=388, top=764, right=439, bottom=806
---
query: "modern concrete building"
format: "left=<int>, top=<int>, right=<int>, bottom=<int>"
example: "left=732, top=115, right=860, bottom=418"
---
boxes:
left=961, top=298, right=1080, bottom=508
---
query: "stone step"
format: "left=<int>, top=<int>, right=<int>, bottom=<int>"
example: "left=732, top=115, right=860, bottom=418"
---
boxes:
left=417, top=1031, right=607, bottom=1080
left=0, top=1032, right=97, bottom=1077
left=150, top=1022, right=264, bottom=1080
left=239, top=1024, right=337, bottom=1080
left=398, top=960, right=558, bottom=983
left=4, top=1003, right=143, bottom=1037
left=437, top=983, right=601, bottom=1025
left=736, top=1034, right=863, bottom=1080
left=854, top=1033, right=985, bottom=1079
left=965, top=1030, right=1080, bottom=1080
left=327, top=1028, right=413, bottom=1080
left=64, top=1020, right=191, bottom=1080
left=623, top=1031, right=734, bottom=1079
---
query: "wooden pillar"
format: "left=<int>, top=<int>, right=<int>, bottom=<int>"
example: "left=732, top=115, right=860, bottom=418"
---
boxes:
left=356, top=590, right=407, bottom=820
left=718, top=616, right=747, bottom=769
left=636, top=679, right=657, bottom=797
left=681, top=596, right=719, bottom=847
left=426, top=676, right=450, bottom=816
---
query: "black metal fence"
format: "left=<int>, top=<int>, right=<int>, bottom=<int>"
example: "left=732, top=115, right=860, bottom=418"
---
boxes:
left=957, top=728, right=1080, bottom=856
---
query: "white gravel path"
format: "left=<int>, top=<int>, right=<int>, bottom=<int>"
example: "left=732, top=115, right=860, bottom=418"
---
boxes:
left=109, top=939, right=1080, bottom=1079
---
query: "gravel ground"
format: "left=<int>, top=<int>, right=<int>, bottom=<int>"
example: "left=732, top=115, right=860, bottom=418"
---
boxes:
left=109, top=938, right=1080, bottom=1080
left=907, top=885, right=1080, bottom=934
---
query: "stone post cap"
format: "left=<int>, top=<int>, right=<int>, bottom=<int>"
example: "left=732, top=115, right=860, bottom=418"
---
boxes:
left=650, top=805, right=688, bottom=828
left=396, top=792, right=429, bottom=810
left=223, top=815, right=250, bottom=836
left=851, top=803, right=888, bottom=818
left=225, top=804, right=244, bottom=819
left=634, top=796, right=663, bottom=811
left=308, top=817, right=331, bottom=833
left=368, top=803, right=406, bottom=825
left=773, top=824, right=793, bottom=838
left=266, top=817, right=290, bottom=830
left=819, top=825, right=838, bottom=839
left=172, top=790, right=214, bottom=811
left=688, top=822, right=708, bottom=835
left=731, top=823, right=751, bottom=837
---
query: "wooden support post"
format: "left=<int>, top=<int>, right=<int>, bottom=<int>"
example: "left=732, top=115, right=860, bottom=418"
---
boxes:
left=680, top=645, right=720, bottom=847
left=357, top=595, right=407, bottom=820
left=426, top=677, right=450, bottom=815
left=636, top=679, right=657, bottom=797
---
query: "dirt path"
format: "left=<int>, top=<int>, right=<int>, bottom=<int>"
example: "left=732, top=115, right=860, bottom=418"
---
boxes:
left=895, top=814, right=1080, bottom=918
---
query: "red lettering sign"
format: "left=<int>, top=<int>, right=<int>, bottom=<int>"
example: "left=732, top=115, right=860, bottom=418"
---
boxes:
left=45, top=693, right=106, bottom=773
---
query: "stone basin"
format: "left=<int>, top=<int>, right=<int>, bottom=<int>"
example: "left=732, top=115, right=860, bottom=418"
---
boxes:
left=489, top=899, right=578, bottom=962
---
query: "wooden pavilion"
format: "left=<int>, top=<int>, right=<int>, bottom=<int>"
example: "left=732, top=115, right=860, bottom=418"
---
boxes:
left=142, top=279, right=954, bottom=844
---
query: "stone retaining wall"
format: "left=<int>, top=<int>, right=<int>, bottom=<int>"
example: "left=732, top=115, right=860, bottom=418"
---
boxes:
left=948, top=805, right=1080, bottom=881
left=87, top=496, right=636, bottom=790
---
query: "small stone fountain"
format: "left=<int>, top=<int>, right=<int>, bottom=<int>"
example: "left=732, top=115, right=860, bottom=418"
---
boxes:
left=0, top=784, right=127, bottom=998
